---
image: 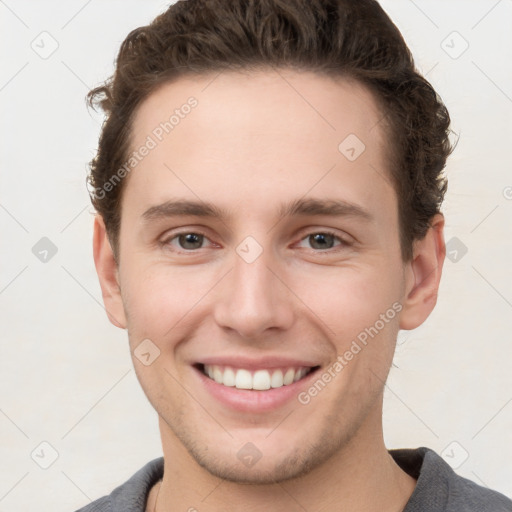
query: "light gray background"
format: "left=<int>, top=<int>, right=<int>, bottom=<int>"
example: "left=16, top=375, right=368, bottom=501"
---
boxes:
left=1, top=0, right=511, bottom=510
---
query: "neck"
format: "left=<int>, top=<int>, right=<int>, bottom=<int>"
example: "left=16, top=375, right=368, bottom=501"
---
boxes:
left=153, top=408, right=416, bottom=512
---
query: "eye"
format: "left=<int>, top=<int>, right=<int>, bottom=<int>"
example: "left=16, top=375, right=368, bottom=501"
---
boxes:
left=163, top=231, right=213, bottom=251
left=161, top=229, right=350, bottom=254
left=295, top=231, right=348, bottom=251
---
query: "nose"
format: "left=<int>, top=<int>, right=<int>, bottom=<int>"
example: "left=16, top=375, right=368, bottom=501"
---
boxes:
left=212, top=245, right=295, bottom=340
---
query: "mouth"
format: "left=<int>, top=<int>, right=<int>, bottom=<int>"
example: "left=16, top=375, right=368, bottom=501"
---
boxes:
left=194, top=363, right=321, bottom=391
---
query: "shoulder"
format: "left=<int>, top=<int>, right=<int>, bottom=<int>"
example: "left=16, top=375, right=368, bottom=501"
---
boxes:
left=390, top=447, right=512, bottom=512
left=73, top=457, right=164, bottom=512
left=75, top=496, right=111, bottom=512
left=446, top=463, right=512, bottom=512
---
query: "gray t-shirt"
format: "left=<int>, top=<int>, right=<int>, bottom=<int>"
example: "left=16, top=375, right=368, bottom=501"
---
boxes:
left=74, top=446, right=512, bottom=511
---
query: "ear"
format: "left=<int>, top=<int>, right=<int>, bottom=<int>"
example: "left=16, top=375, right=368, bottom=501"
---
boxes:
left=399, top=213, right=446, bottom=330
left=92, top=215, right=127, bottom=329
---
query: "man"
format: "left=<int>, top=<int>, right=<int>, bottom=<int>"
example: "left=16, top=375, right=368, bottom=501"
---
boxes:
left=77, top=0, right=512, bottom=511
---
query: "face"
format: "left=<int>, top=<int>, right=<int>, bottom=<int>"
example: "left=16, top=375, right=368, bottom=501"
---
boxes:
left=94, top=69, right=444, bottom=484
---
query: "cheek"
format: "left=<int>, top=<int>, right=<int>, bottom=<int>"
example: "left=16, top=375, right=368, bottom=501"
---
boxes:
left=119, top=243, right=405, bottom=345
left=290, top=260, right=402, bottom=334
left=120, top=265, right=180, bottom=339
left=120, top=261, right=220, bottom=344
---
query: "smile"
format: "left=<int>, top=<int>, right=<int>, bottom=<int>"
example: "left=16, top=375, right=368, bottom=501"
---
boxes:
left=200, top=364, right=317, bottom=390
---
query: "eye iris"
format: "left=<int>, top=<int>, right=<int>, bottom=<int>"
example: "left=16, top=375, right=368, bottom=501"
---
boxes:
left=309, top=233, right=335, bottom=250
left=179, top=233, right=203, bottom=250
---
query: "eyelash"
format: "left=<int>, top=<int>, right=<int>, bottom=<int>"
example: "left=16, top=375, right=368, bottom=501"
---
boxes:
left=161, top=229, right=351, bottom=255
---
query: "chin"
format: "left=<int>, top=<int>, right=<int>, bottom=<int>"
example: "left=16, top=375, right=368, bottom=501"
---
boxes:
left=176, top=425, right=344, bottom=485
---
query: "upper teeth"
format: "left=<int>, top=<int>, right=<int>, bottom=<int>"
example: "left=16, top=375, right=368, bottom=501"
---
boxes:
left=203, top=365, right=311, bottom=390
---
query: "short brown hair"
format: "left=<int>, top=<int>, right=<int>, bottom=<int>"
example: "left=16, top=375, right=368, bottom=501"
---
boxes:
left=87, top=0, right=453, bottom=262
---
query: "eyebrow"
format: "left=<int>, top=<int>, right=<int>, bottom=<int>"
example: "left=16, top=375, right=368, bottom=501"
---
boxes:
left=141, top=197, right=373, bottom=223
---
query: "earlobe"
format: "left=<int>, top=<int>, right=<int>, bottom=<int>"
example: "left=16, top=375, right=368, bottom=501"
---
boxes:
left=399, top=213, right=446, bottom=330
left=92, top=215, right=127, bottom=329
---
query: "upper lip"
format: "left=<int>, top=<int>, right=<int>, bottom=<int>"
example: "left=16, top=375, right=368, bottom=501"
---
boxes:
left=196, top=356, right=321, bottom=370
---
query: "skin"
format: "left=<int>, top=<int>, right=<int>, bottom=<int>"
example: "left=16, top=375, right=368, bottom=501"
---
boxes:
left=93, top=68, right=445, bottom=511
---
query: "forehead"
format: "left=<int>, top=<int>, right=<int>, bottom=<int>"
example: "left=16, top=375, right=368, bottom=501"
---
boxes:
left=131, top=68, right=386, bottom=153
left=122, top=68, right=396, bottom=229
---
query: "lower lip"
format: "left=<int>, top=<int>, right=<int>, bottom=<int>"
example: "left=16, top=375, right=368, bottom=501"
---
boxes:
left=193, top=366, right=319, bottom=413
